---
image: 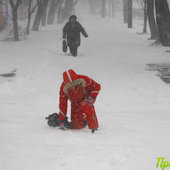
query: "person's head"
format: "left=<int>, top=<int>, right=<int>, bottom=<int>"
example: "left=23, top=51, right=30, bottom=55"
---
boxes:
left=62, top=69, right=86, bottom=94
left=68, top=82, right=84, bottom=92
left=69, top=15, right=77, bottom=23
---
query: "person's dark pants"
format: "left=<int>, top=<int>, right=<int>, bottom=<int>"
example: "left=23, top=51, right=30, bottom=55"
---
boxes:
left=69, top=47, right=78, bottom=57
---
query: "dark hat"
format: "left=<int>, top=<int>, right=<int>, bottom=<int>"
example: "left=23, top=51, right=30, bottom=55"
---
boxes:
left=69, top=15, right=77, bottom=20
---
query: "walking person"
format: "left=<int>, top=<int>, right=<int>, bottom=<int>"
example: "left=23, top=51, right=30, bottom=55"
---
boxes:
left=63, top=15, right=88, bottom=57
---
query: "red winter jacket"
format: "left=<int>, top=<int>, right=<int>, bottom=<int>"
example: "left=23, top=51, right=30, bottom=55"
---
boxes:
left=58, top=69, right=101, bottom=121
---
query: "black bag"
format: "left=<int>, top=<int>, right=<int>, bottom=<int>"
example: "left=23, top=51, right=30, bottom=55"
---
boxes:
left=62, top=40, right=67, bottom=53
left=46, top=113, right=60, bottom=127
left=45, top=113, right=72, bottom=129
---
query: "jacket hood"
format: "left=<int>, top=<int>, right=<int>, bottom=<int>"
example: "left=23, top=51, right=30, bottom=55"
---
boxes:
left=63, top=69, right=77, bottom=82
left=63, top=69, right=86, bottom=94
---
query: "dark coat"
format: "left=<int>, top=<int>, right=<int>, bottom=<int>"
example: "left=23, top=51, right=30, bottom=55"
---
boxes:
left=63, top=21, right=88, bottom=48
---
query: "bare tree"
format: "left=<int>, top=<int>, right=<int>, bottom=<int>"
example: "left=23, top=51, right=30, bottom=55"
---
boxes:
left=47, top=0, right=65, bottom=24
left=9, top=0, right=22, bottom=41
left=147, top=0, right=159, bottom=40
left=41, top=0, right=49, bottom=26
left=136, top=0, right=147, bottom=33
left=143, top=0, right=147, bottom=33
left=0, top=0, right=3, bottom=30
left=0, top=0, right=10, bottom=28
left=47, top=0, right=58, bottom=25
left=108, top=0, right=115, bottom=18
left=61, top=0, right=79, bottom=21
left=32, top=0, right=50, bottom=31
left=127, top=0, right=132, bottom=28
left=57, top=0, right=64, bottom=23
left=101, top=0, right=106, bottom=18
left=123, top=0, right=128, bottom=23
left=26, top=0, right=40, bottom=34
left=155, top=0, right=170, bottom=46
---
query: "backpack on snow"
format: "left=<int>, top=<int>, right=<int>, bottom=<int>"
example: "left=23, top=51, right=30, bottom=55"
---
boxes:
left=45, top=113, right=72, bottom=129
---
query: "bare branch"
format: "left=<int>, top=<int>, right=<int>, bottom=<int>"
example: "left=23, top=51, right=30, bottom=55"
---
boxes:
left=16, top=0, right=22, bottom=8
left=9, top=0, right=15, bottom=9
left=73, top=0, right=79, bottom=6
left=31, top=1, right=41, bottom=14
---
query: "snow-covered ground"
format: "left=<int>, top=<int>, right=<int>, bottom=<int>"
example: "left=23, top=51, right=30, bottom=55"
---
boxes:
left=0, top=10, right=170, bottom=170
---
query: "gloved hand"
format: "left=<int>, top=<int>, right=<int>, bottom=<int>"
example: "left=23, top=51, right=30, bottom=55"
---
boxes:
left=91, top=128, right=98, bottom=133
left=84, top=96, right=95, bottom=106
left=85, top=34, right=88, bottom=38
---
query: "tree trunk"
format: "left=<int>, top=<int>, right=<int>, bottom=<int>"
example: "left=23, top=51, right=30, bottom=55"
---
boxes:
left=143, top=0, right=147, bottom=33
left=62, top=0, right=77, bottom=21
left=0, top=1, right=3, bottom=31
left=32, top=0, right=49, bottom=31
left=155, top=0, right=170, bottom=46
left=32, top=3, right=43, bottom=31
left=5, top=0, right=9, bottom=25
left=12, top=8, right=19, bottom=41
left=108, top=0, right=111, bottom=17
left=101, top=0, right=106, bottom=18
left=123, top=0, right=128, bottom=23
left=127, top=0, right=132, bottom=28
left=9, top=0, right=21, bottom=41
left=57, top=0, right=63, bottom=23
left=41, top=2, right=48, bottom=27
left=0, top=0, right=9, bottom=29
left=26, top=0, right=40, bottom=35
left=147, top=0, right=159, bottom=39
left=0, top=0, right=2, bottom=25
left=26, top=0, right=32, bottom=35
left=108, top=0, right=114, bottom=17
left=62, top=0, right=73, bottom=20
left=47, top=0, right=58, bottom=25
left=111, top=0, right=115, bottom=17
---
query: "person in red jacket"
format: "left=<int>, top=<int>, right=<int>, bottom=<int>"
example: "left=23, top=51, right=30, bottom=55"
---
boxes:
left=58, top=69, right=101, bottom=133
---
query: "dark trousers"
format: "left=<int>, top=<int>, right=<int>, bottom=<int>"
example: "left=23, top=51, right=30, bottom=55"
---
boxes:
left=69, top=47, right=78, bottom=57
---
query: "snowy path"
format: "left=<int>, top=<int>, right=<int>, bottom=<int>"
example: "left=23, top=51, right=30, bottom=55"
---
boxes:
left=0, top=15, right=170, bottom=170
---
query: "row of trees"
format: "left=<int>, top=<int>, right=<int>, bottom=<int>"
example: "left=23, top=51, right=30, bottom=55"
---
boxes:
left=0, top=0, right=79, bottom=41
left=123, top=0, right=170, bottom=46
left=88, top=0, right=119, bottom=18
left=0, top=0, right=118, bottom=41
left=1, top=0, right=170, bottom=47
left=88, top=0, right=170, bottom=46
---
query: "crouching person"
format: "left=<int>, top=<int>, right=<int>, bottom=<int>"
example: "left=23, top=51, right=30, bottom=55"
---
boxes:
left=58, top=69, right=101, bottom=133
